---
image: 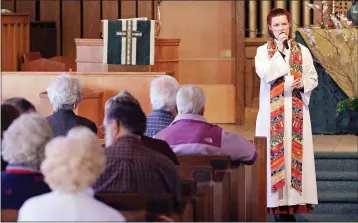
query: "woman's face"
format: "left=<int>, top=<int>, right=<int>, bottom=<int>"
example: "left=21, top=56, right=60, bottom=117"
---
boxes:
left=269, top=15, right=291, bottom=40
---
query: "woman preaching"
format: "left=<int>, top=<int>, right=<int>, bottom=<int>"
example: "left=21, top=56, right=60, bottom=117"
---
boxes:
left=254, top=8, right=318, bottom=222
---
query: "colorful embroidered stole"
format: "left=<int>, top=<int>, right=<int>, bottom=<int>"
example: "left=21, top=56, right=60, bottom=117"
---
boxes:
left=268, top=40, right=304, bottom=193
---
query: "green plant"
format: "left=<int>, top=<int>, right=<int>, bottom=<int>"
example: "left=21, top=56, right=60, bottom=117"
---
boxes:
left=336, top=96, right=358, bottom=115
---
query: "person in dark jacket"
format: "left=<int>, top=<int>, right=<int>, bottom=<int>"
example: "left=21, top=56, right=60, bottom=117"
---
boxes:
left=46, top=74, right=97, bottom=137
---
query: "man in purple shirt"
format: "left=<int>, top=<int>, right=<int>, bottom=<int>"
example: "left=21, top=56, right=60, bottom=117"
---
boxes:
left=145, top=75, right=180, bottom=137
left=154, top=85, right=257, bottom=164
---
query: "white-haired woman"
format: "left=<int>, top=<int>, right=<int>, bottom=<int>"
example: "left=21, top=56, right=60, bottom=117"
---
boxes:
left=154, top=85, right=257, bottom=164
left=1, top=113, right=52, bottom=209
left=17, top=127, right=126, bottom=221
left=145, top=75, right=180, bottom=137
left=46, top=74, right=97, bottom=137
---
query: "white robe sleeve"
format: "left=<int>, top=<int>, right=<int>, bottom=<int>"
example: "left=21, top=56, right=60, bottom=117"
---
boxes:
left=255, top=44, right=290, bottom=84
left=300, top=46, right=318, bottom=105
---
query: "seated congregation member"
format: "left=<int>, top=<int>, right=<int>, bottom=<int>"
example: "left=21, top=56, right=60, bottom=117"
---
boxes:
left=46, top=74, right=97, bottom=137
left=17, top=127, right=126, bottom=221
left=145, top=75, right=180, bottom=137
left=93, top=91, right=181, bottom=202
left=154, top=85, right=257, bottom=164
left=1, top=113, right=52, bottom=209
left=2, top=97, right=36, bottom=114
left=1, top=104, right=20, bottom=171
left=142, top=136, right=180, bottom=165
left=113, top=91, right=179, bottom=165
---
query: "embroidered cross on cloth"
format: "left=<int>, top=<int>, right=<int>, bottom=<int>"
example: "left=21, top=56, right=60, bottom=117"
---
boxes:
left=102, top=18, right=155, bottom=65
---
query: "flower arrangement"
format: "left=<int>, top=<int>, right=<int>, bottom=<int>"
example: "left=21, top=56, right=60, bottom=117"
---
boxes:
left=306, top=1, right=330, bottom=28
left=303, top=1, right=358, bottom=115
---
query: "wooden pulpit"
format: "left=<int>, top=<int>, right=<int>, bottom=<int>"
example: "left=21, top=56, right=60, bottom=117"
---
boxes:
left=39, top=89, right=104, bottom=137
left=75, top=38, right=180, bottom=80
left=1, top=13, right=30, bottom=71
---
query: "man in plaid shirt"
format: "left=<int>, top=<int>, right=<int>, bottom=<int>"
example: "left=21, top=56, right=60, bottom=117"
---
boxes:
left=145, top=76, right=180, bottom=137
left=93, top=91, right=181, bottom=203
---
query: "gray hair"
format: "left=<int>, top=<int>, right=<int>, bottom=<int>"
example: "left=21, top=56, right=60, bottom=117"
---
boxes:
left=104, top=91, right=146, bottom=135
left=47, top=74, right=82, bottom=112
left=150, top=76, right=179, bottom=112
left=41, top=126, right=105, bottom=193
left=176, top=85, right=206, bottom=115
left=2, top=113, right=53, bottom=167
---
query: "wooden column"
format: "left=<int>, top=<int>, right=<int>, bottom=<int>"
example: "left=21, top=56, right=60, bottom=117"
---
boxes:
left=290, top=1, right=301, bottom=35
left=304, top=2, right=312, bottom=26
left=1, top=13, right=30, bottom=71
left=274, top=0, right=287, bottom=9
left=248, top=1, right=257, bottom=38
left=260, top=1, right=271, bottom=37
left=235, top=1, right=245, bottom=125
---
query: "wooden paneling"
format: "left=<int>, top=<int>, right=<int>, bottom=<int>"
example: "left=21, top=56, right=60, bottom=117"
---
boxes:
left=62, top=0, right=81, bottom=59
left=83, top=0, right=101, bottom=38
left=236, top=1, right=245, bottom=125
left=1, top=13, right=30, bottom=71
left=179, top=59, right=235, bottom=85
left=157, top=1, right=238, bottom=122
left=2, top=0, right=15, bottom=12
left=2, top=72, right=235, bottom=124
left=2, top=0, right=154, bottom=59
left=102, top=0, right=118, bottom=19
left=16, top=0, right=36, bottom=21
left=40, top=0, right=61, bottom=58
left=244, top=38, right=267, bottom=109
left=121, top=0, right=136, bottom=18
left=159, top=1, right=234, bottom=59
left=199, top=84, right=236, bottom=124
left=2, top=72, right=165, bottom=118
left=138, top=0, right=153, bottom=19
left=244, top=59, right=254, bottom=107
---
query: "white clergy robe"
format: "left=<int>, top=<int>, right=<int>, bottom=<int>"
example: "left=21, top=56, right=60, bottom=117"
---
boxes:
left=254, top=40, right=319, bottom=208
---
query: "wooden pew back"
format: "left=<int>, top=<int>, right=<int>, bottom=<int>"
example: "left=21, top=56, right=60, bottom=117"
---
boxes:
left=178, top=156, right=234, bottom=221
left=96, top=193, right=175, bottom=221
left=177, top=165, right=230, bottom=221
left=176, top=136, right=267, bottom=222
left=1, top=209, right=18, bottom=222
left=179, top=179, right=197, bottom=222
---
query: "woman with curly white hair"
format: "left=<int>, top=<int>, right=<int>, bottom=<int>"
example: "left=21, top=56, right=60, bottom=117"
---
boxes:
left=46, top=74, right=97, bottom=137
left=17, top=127, right=126, bottom=221
left=145, top=75, right=180, bottom=137
left=1, top=113, right=52, bottom=209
